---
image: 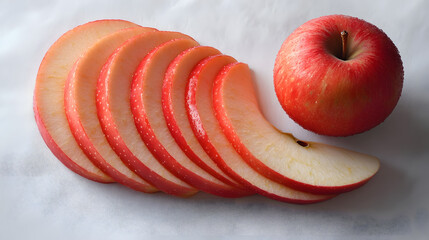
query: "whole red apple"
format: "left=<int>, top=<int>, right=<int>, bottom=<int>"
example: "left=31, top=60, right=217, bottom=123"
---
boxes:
left=274, top=14, right=404, bottom=136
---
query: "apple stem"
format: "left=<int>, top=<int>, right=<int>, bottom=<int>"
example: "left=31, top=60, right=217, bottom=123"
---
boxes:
left=341, top=31, right=348, bottom=60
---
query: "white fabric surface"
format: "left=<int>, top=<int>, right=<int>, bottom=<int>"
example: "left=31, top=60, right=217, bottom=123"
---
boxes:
left=1, top=0, right=428, bottom=239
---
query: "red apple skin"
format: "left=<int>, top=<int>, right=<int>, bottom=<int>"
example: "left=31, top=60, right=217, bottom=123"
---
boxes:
left=214, top=63, right=374, bottom=195
left=34, top=98, right=112, bottom=183
left=186, top=57, right=333, bottom=203
left=65, top=58, right=158, bottom=193
left=162, top=46, right=250, bottom=191
left=274, top=14, right=404, bottom=136
left=131, top=40, right=252, bottom=198
left=96, top=35, right=198, bottom=197
left=33, top=19, right=141, bottom=183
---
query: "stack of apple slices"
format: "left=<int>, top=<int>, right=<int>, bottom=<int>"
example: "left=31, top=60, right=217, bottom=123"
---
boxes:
left=34, top=19, right=380, bottom=204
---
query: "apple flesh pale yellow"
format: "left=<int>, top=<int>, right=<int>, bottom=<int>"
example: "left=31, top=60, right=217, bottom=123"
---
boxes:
left=186, top=55, right=333, bottom=203
left=34, top=20, right=140, bottom=183
left=213, top=62, right=380, bottom=194
left=64, top=27, right=158, bottom=193
left=131, top=39, right=252, bottom=198
left=162, top=46, right=251, bottom=192
left=274, top=14, right=404, bottom=136
left=96, top=31, right=199, bottom=197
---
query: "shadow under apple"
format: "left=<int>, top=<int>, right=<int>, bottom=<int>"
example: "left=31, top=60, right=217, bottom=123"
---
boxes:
left=319, top=93, right=429, bottom=162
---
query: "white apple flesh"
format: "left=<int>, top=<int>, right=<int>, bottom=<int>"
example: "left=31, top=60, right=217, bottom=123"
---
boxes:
left=131, top=39, right=252, bottom=197
left=96, top=31, right=198, bottom=197
left=65, top=27, right=158, bottom=193
left=162, top=46, right=249, bottom=191
left=186, top=56, right=333, bottom=203
left=34, top=20, right=139, bottom=183
left=214, top=62, right=380, bottom=194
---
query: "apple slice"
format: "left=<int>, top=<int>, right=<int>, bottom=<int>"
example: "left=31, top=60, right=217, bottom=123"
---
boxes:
left=131, top=39, right=251, bottom=198
left=162, top=46, right=250, bottom=191
left=186, top=55, right=333, bottom=203
left=65, top=27, right=158, bottom=193
left=34, top=20, right=140, bottom=183
left=97, top=31, right=197, bottom=197
left=213, top=62, right=380, bottom=194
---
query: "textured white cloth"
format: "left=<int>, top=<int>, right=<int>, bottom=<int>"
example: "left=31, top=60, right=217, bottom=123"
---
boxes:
left=1, top=0, right=428, bottom=239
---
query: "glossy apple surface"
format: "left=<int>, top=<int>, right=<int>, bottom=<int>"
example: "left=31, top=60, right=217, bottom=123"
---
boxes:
left=34, top=20, right=139, bottom=183
left=162, top=46, right=250, bottom=191
left=96, top=31, right=197, bottom=197
left=214, top=62, right=380, bottom=194
left=274, top=14, right=404, bottom=136
left=186, top=56, right=333, bottom=203
left=65, top=27, right=158, bottom=193
left=131, top=39, right=252, bottom=197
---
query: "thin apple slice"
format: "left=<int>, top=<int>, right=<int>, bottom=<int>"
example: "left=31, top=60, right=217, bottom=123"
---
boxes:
left=34, top=20, right=140, bottom=183
left=186, top=55, right=333, bottom=203
left=213, top=62, right=380, bottom=194
left=65, top=27, right=158, bottom=193
left=162, top=46, right=250, bottom=192
left=97, top=31, right=197, bottom=197
left=131, top=39, right=251, bottom=198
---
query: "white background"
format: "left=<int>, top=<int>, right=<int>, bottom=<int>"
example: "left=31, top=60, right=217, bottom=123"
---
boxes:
left=1, top=0, right=428, bottom=239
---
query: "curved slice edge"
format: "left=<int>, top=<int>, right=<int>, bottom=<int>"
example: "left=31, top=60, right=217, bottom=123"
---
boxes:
left=131, top=39, right=252, bottom=198
left=34, top=99, right=112, bottom=183
left=186, top=56, right=334, bottom=203
left=64, top=27, right=158, bottom=193
left=162, top=46, right=252, bottom=193
left=213, top=63, right=380, bottom=195
left=34, top=20, right=141, bottom=183
left=96, top=31, right=198, bottom=197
